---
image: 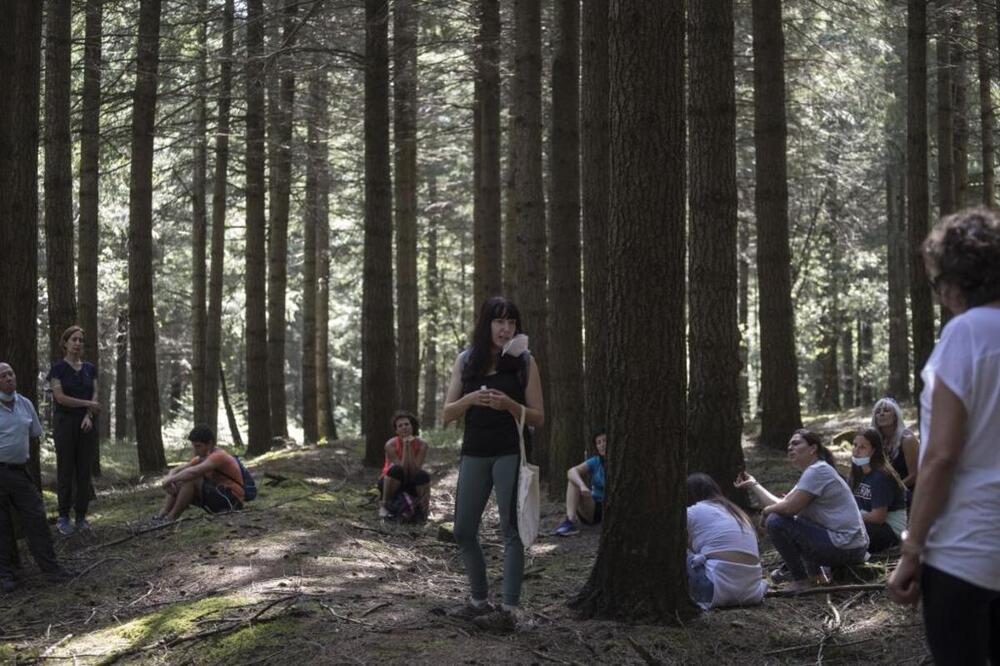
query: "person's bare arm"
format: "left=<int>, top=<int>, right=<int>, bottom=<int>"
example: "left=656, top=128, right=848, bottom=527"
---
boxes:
left=734, top=471, right=782, bottom=507
left=761, top=489, right=814, bottom=517
left=442, top=356, right=478, bottom=425
left=900, top=434, right=919, bottom=488
left=50, top=379, right=100, bottom=412
left=861, top=505, right=888, bottom=525
left=168, top=457, right=218, bottom=485
left=567, top=461, right=591, bottom=494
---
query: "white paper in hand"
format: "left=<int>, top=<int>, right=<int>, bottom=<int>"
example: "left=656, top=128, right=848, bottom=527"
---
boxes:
left=502, top=334, right=529, bottom=357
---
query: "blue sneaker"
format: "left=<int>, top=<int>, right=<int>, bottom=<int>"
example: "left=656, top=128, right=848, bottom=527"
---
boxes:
left=75, top=518, right=91, bottom=532
left=555, top=519, right=578, bottom=536
left=56, top=517, right=75, bottom=536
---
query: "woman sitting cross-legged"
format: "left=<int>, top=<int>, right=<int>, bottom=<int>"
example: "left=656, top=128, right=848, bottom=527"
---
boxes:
left=554, top=430, right=606, bottom=536
left=735, top=429, right=869, bottom=591
left=849, top=428, right=907, bottom=554
left=686, top=473, right=768, bottom=609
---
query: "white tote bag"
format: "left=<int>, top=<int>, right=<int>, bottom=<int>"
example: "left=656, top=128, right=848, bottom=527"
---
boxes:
left=516, top=404, right=541, bottom=548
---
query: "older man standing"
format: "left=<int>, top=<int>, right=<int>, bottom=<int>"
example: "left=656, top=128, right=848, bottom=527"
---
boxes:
left=0, top=362, right=70, bottom=593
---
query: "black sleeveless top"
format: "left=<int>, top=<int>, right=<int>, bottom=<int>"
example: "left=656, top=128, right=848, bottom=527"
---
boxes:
left=460, top=351, right=528, bottom=457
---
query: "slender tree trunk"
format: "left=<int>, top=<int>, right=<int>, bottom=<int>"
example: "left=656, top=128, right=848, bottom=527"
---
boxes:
left=244, top=0, right=273, bottom=456
left=79, top=0, right=104, bottom=471
left=547, top=0, right=583, bottom=498
left=204, top=0, right=234, bottom=435
left=115, top=305, right=128, bottom=443
left=421, top=177, right=440, bottom=429
left=191, top=0, right=209, bottom=425
left=752, top=0, right=801, bottom=449
left=977, top=0, right=994, bottom=206
left=574, top=0, right=689, bottom=622
left=858, top=319, right=874, bottom=405
left=128, top=0, right=167, bottom=472
left=394, top=0, right=420, bottom=414
left=687, top=0, right=745, bottom=496
left=503, top=25, right=519, bottom=301
left=316, top=81, right=335, bottom=442
left=581, top=0, right=609, bottom=438
left=908, top=0, right=934, bottom=408
left=301, top=71, right=322, bottom=444
left=44, top=0, right=77, bottom=363
left=362, top=0, right=397, bottom=466
left=841, top=322, right=855, bottom=407
left=266, top=0, right=297, bottom=440
left=953, top=14, right=968, bottom=209
left=513, top=0, right=548, bottom=472
left=220, top=365, right=244, bottom=448
left=0, top=0, right=43, bottom=486
left=475, top=0, right=502, bottom=304
left=937, top=1, right=955, bottom=218
left=887, top=163, right=910, bottom=401
left=738, top=218, right=751, bottom=414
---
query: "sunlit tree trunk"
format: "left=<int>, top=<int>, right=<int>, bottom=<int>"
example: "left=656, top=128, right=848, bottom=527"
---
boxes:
left=316, top=93, right=335, bottom=442
left=301, top=70, right=323, bottom=444
left=191, top=0, right=209, bottom=426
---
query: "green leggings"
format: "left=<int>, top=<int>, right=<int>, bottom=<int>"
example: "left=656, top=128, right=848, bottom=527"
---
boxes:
left=453, top=453, right=524, bottom=607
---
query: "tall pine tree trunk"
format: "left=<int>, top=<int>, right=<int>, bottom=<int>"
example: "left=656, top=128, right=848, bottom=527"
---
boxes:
left=738, top=218, right=751, bottom=413
left=244, top=0, right=273, bottom=456
left=204, top=0, right=234, bottom=435
left=301, top=70, right=322, bottom=444
left=547, top=0, right=583, bottom=498
left=266, top=0, right=297, bottom=440
left=907, top=0, right=934, bottom=407
left=0, top=0, right=43, bottom=485
left=574, top=0, right=690, bottom=622
left=362, top=0, right=397, bottom=466
left=316, top=78, right=335, bottom=442
left=953, top=14, right=968, bottom=209
left=128, top=0, right=167, bottom=472
left=115, top=305, right=128, bottom=443
left=977, top=0, right=994, bottom=206
left=475, top=0, right=502, bottom=304
left=421, top=178, right=440, bottom=429
left=394, top=0, right=420, bottom=414
left=687, top=0, right=745, bottom=496
left=44, top=0, right=77, bottom=363
left=752, top=0, right=801, bottom=449
left=581, top=0, right=609, bottom=438
left=937, top=2, right=955, bottom=218
left=191, top=0, right=209, bottom=426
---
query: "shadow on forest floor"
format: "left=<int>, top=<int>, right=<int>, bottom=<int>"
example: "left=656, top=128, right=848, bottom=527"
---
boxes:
left=0, top=409, right=928, bottom=665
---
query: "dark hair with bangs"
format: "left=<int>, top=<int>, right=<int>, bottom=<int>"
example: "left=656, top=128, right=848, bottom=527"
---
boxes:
left=686, top=473, right=753, bottom=531
left=462, top=297, right=524, bottom=381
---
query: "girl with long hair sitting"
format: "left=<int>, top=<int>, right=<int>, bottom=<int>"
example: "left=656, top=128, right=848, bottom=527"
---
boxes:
left=848, top=428, right=907, bottom=553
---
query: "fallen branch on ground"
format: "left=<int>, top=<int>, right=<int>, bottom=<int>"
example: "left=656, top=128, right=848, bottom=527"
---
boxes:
left=626, top=636, right=662, bottom=666
left=766, top=583, right=885, bottom=597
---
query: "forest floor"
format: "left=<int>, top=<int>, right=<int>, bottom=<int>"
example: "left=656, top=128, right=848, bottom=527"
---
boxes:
left=1, top=407, right=929, bottom=665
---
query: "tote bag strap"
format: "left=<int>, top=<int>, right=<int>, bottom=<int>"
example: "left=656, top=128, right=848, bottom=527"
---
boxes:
left=517, top=404, right=527, bottom=464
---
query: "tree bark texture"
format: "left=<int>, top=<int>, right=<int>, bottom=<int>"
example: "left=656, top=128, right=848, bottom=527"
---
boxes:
left=840, top=321, right=855, bottom=408
left=221, top=365, right=244, bottom=448
left=128, top=0, right=167, bottom=472
left=301, top=71, right=323, bottom=444
left=752, top=0, right=802, bottom=449
left=475, top=0, right=502, bottom=305
left=513, top=0, right=549, bottom=472
left=907, top=0, right=934, bottom=409
left=0, top=0, right=43, bottom=485
left=858, top=319, right=874, bottom=405
left=575, top=0, right=691, bottom=623
left=362, top=0, right=397, bottom=466
left=687, top=0, right=746, bottom=495
left=316, top=75, right=335, bottom=441
left=581, top=0, right=609, bottom=438
left=738, top=218, right=751, bottom=414
left=266, top=0, right=297, bottom=440
left=44, top=0, right=77, bottom=364
left=191, top=0, right=209, bottom=426
left=115, top=306, right=128, bottom=442
left=394, top=0, right=420, bottom=414
left=936, top=1, right=954, bottom=218
left=78, top=0, right=103, bottom=389
left=204, top=0, right=234, bottom=435
left=977, top=0, right=994, bottom=206
left=421, top=179, right=440, bottom=429
left=953, top=13, right=968, bottom=209
left=503, top=30, right=519, bottom=302
left=244, top=0, right=273, bottom=456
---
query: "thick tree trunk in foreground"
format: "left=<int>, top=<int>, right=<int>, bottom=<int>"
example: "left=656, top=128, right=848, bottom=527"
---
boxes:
left=244, top=0, right=273, bottom=456
left=191, top=0, right=209, bottom=426
left=547, top=0, right=584, bottom=497
left=128, top=0, right=167, bottom=472
left=687, top=0, right=745, bottom=497
left=574, top=0, right=691, bottom=623
left=474, top=0, right=502, bottom=305
left=752, top=0, right=802, bottom=449
left=362, top=0, right=397, bottom=466
left=204, top=0, right=234, bottom=435
left=581, top=0, right=609, bottom=438
left=44, top=0, right=77, bottom=363
left=0, top=0, right=44, bottom=486
left=394, top=0, right=420, bottom=414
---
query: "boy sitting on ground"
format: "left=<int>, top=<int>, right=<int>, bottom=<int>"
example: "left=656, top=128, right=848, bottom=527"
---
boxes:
left=378, top=411, right=430, bottom=520
left=153, top=425, right=245, bottom=522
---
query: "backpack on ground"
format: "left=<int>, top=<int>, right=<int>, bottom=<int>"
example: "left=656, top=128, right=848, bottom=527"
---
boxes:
left=233, top=455, right=257, bottom=501
left=385, top=491, right=424, bottom=524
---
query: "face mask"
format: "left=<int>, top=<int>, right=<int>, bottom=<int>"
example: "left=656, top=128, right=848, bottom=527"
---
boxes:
left=852, top=456, right=871, bottom=467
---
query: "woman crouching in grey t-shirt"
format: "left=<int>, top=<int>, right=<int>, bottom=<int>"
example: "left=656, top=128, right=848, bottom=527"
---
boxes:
left=735, top=429, right=868, bottom=591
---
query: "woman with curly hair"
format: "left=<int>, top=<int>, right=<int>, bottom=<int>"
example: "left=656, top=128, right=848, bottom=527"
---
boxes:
left=889, top=207, right=1000, bottom=665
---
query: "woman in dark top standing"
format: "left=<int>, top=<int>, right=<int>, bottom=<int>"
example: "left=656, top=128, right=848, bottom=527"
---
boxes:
left=47, top=325, right=101, bottom=535
left=442, top=297, right=544, bottom=629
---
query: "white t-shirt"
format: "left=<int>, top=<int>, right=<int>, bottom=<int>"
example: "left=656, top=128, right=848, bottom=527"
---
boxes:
left=793, top=461, right=869, bottom=550
left=920, top=305, right=1000, bottom=591
left=687, top=501, right=767, bottom=609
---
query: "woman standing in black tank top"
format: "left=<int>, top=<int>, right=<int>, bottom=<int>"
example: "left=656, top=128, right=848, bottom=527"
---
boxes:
left=442, top=297, right=544, bottom=629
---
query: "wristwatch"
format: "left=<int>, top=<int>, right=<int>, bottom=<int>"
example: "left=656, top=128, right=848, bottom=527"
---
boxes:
left=900, top=529, right=923, bottom=557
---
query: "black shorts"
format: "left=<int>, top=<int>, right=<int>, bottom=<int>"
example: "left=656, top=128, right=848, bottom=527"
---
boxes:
left=579, top=499, right=604, bottom=525
left=379, top=465, right=431, bottom=496
left=193, top=479, right=242, bottom=514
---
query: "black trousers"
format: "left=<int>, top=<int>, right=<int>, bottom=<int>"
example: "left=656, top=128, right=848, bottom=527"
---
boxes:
left=864, top=521, right=899, bottom=554
left=53, top=410, right=97, bottom=519
left=0, top=466, right=60, bottom=579
left=922, top=564, right=1000, bottom=666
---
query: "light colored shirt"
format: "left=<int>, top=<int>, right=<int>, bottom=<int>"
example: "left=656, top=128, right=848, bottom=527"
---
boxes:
left=920, top=306, right=1000, bottom=592
left=687, top=501, right=767, bottom=609
left=0, top=393, right=42, bottom=464
left=794, top=461, right=869, bottom=550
